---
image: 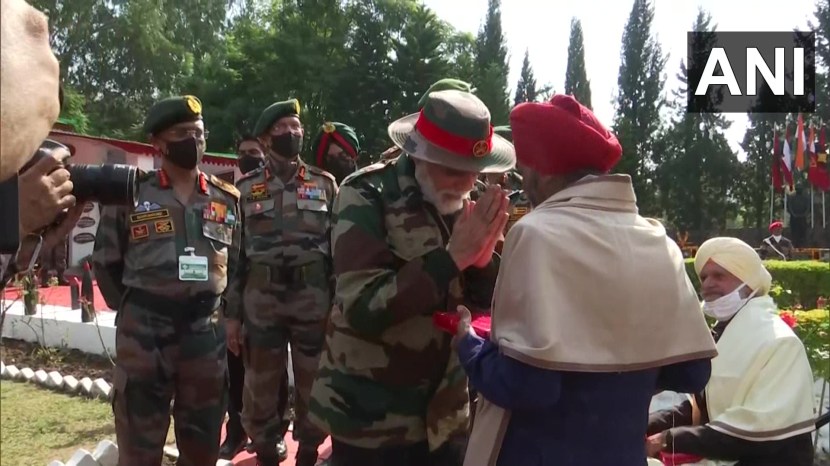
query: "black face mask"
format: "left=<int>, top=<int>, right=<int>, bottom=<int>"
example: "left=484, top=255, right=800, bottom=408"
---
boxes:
left=326, top=156, right=357, bottom=184
left=165, top=138, right=201, bottom=169
left=238, top=156, right=263, bottom=174
left=270, top=133, right=303, bottom=158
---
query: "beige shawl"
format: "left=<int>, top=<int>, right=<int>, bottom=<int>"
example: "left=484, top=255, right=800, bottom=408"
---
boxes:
left=464, top=175, right=718, bottom=466
left=705, top=295, right=815, bottom=442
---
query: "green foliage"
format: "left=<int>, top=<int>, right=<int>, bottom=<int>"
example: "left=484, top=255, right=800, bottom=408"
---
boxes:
left=655, top=10, right=739, bottom=231
left=513, top=49, right=538, bottom=106
left=612, top=0, right=667, bottom=216
left=784, top=308, right=830, bottom=381
left=564, top=17, right=592, bottom=109
left=473, top=0, right=510, bottom=126
left=684, top=259, right=830, bottom=309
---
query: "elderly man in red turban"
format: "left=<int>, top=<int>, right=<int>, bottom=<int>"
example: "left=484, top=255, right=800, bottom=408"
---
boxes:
left=455, top=94, right=719, bottom=466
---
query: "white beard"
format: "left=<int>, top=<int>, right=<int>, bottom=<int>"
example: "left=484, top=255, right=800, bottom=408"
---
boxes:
left=414, top=161, right=469, bottom=215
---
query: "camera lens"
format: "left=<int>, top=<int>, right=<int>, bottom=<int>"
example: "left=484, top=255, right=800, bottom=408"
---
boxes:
left=66, top=163, right=139, bottom=207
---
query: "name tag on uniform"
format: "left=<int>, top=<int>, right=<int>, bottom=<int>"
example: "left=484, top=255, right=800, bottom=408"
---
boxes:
left=178, top=254, right=209, bottom=281
left=203, top=221, right=233, bottom=245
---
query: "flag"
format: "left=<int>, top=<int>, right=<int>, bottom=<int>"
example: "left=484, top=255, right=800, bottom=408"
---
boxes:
left=772, top=125, right=782, bottom=192
left=782, top=126, right=795, bottom=192
left=795, top=113, right=805, bottom=170
left=810, top=124, right=830, bottom=192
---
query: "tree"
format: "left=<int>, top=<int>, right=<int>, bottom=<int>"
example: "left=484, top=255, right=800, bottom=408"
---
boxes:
left=611, top=0, right=668, bottom=216
left=513, top=49, right=538, bottom=105
left=473, top=0, right=510, bottom=124
left=564, top=18, right=592, bottom=109
left=656, top=10, right=739, bottom=231
left=812, top=0, right=830, bottom=121
left=393, top=5, right=453, bottom=114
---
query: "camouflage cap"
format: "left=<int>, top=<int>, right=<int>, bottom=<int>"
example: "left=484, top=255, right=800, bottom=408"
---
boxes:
left=253, top=98, right=301, bottom=136
left=311, top=121, right=360, bottom=166
left=388, top=90, right=516, bottom=174
left=417, top=78, right=474, bottom=108
left=143, top=95, right=203, bottom=136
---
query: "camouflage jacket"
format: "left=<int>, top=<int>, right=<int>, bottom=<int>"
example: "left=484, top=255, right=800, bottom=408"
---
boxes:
left=225, top=157, right=337, bottom=319
left=309, top=154, right=499, bottom=450
left=92, top=170, right=241, bottom=308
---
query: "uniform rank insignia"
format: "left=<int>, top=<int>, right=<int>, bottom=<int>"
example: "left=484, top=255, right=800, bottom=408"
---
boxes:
left=297, top=184, right=326, bottom=201
left=247, top=182, right=271, bottom=202
left=154, top=219, right=174, bottom=234
left=130, top=209, right=170, bottom=223
left=131, top=224, right=149, bottom=240
left=135, top=201, right=162, bottom=212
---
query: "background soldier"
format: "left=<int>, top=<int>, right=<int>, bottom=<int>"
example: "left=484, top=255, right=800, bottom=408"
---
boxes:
left=92, top=95, right=241, bottom=466
left=38, top=234, right=68, bottom=286
left=310, top=121, right=361, bottom=184
left=220, top=136, right=290, bottom=462
left=226, top=99, right=335, bottom=466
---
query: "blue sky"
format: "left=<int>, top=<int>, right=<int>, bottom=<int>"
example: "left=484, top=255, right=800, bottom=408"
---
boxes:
left=422, top=0, right=820, bottom=159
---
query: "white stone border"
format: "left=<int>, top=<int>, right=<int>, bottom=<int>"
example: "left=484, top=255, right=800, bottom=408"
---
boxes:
left=0, top=360, right=112, bottom=401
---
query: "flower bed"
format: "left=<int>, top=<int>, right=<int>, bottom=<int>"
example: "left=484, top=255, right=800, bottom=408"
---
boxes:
left=778, top=308, right=830, bottom=382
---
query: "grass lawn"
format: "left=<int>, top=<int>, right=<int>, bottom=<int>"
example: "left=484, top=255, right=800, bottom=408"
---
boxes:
left=1, top=380, right=176, bottom=466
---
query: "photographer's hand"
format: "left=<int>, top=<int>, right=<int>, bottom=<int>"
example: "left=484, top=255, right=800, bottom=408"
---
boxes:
left=14, top=204, right=84, bottom=273
left=18, top=147, right=76, bottom=235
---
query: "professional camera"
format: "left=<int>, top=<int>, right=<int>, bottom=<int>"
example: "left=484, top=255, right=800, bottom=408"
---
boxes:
left=24, top=139, right=139, bottom=207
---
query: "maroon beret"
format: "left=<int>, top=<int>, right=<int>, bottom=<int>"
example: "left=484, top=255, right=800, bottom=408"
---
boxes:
left=509, top=94, right=622, bottom=176
left=769, top=221, right=783, bottom=232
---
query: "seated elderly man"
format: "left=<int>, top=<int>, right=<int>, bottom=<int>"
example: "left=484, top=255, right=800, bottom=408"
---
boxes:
left=458, top=94, right=718, bottom=466
left=309, top=90, right=514, bottom=466
left=647, top=237, right=816, bottom=466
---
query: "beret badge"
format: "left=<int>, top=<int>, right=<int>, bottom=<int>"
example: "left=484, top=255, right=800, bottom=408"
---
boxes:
left=185, top=95, right=202, bottom=115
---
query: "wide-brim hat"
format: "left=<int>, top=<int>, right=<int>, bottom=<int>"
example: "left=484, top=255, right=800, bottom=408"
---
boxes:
left=388, top=90, right=515, bottom=174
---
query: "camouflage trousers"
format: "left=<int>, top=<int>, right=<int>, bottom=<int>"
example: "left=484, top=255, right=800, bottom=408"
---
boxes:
left=112, top=293, right=227, bottom=466
left=241, top=272, right=331, bottom=456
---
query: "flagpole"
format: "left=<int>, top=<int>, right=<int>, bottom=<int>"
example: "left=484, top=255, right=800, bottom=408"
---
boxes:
left=824, top=191, right=827, bottom=228
left=769, top=185, right=774, bottom=224
left=811, top=186, right=815, bottom=228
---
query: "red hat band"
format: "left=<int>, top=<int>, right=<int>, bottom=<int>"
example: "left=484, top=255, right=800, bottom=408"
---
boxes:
left=414, top=111, right=493, bottom=159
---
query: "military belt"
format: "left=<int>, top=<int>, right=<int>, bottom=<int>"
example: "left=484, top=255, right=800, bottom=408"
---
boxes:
left=249, top=262, right=322, bottom=286
left=125, top=288, right=221, bottom=322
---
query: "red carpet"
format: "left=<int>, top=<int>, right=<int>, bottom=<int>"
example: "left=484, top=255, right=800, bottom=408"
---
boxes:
left=219, top=423, right=332, bottom=465
left=2, top=281, right=111, bottom=311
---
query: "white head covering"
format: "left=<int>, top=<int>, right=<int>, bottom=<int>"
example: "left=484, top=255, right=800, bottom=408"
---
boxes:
left=694, top=237, right=773, bottom=296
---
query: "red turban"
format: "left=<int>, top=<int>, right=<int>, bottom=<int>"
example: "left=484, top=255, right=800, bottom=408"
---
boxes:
left=769, top=221, right=783, bottom=232
left=509, top=94, right=622, bottom=176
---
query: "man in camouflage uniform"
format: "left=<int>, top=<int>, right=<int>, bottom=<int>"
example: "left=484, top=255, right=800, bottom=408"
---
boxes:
left=309, top=90, right=515, bottom=466
left=220, top=135, right=290, bottom=462
left=38, top=234, right=68, bottom=285
left=310, top=121, right=361, bottom=184
left=92, top=95, right=241, bottom=466
left=225, top=98, right=336, bottom=466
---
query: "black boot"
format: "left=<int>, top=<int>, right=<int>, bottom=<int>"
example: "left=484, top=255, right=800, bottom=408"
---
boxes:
left=254, top=446, right=281, bottom=466
left=295, top=445, right=319, bottom=466
left=277, top=436, right=288, bottom=462
left=218, top=417, right=247, bottom=460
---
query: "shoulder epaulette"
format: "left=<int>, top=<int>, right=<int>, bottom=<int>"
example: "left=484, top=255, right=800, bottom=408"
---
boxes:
left=306, top=164, right=337, bottom=184
left=210, top=174, right=240, bottom=199
left=341, top=159, right=395, bottom=187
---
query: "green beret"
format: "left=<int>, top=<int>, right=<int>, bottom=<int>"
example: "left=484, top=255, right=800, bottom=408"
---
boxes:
left=495, top=125, right=512, bottom=143
left=312, top=122, right=360, bottom=165
left=417, top=78, right=474, bottom=108
left=254, top=99, right=301, bottom=136
left=143, top=95, right=203, bottom=136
